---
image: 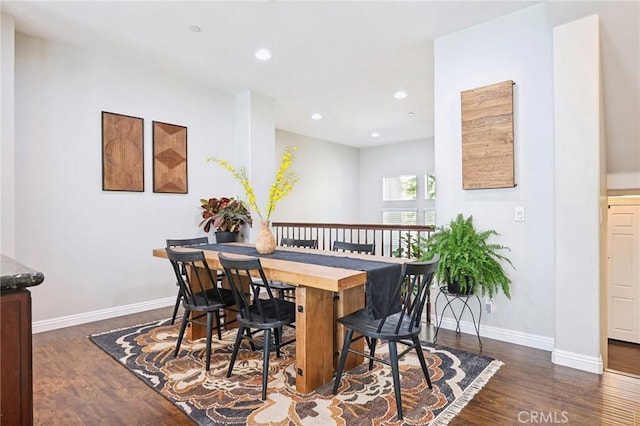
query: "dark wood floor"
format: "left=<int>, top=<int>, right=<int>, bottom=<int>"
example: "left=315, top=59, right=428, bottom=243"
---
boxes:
left=32, top=307, right=640, bottom=425
left=608, top=339, right=640, bottom=377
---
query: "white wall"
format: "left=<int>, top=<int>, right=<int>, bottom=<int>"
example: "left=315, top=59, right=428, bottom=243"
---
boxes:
left=13, top=33, right=237, bottom=322
left=552, top=15, right=604, bottom=373
left=275, top=129, right=360, bottom=223
left=7, top=31, right=361, bottom=326
left=359, top=138, right=434, bottom=224
left=433, top=4, right=556, bottom=342
left=1, top=14, right=16, bottom=256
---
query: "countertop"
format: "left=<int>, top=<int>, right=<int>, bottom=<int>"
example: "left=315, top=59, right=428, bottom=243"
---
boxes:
left=1, top=254, right=45, bottom=291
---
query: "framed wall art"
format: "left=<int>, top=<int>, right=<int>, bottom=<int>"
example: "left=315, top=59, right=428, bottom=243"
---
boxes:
left=152, top=121, right=188, bottom=193
left=461, top=80, right=515, bottom=190
left=102, top=111, right=144, bottom=192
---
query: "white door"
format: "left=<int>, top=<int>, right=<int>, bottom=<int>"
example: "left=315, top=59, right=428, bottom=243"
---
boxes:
left=608, top=202, right=640, bottom=344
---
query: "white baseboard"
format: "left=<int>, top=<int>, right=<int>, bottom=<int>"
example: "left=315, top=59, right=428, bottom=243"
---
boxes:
left=430, top=315, right=555, bottom=351
left=429, top=316, right=605, bottom=374
left=33, top=299, right=603, bottom=375
left=551, top=349, right=603, bottom=374
left=32, top=297, right=175, bottom=334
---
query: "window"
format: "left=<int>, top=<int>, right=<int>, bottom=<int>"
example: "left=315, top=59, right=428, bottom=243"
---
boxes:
left=383, top=175, right=417, bottom=201
left=382, top=209, right=417, bottom=256
left=382, top=210, right=417, bottom=225
left=424, top=209, right=436, bottom=227
left=425, top=174, right=436, bottom=200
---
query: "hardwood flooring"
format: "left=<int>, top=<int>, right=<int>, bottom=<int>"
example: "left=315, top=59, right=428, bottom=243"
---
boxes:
left=32, top=307, right=640, bottom=425
left=608, top=339, right=640, bottom=377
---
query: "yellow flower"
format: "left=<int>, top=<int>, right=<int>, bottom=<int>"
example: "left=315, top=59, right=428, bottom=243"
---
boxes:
left=208, top=146, right=300, bottom=221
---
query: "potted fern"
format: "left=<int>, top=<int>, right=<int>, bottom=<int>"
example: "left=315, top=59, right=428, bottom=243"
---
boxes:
left=419, top=214, right=514, bottom=299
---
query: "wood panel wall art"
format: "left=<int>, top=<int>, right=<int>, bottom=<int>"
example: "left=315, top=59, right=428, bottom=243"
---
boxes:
left=461, top=80, right=515, bottom=190
left=102, top=112, right=144, bottom=192
left=153, top=121, right=187, bottom=193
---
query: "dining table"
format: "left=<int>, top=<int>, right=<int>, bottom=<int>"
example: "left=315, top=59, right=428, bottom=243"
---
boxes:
left=153, top=242, right=405, bottom=394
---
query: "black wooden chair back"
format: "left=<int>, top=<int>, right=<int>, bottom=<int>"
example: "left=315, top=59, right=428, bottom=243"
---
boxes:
left=272, top=238, right=317, bottom=300
left=218, top=253, right=296, bottom=400
left=165, top=247, right=236, bottom=371
left=332, top=240, right=375, bottom=254
left=166, top=249, right=228, bottom=309
left=280, top=238, right=318, bottom=249
left=165, top=237, right=209, bottom=324
left=218, top=254, right=293, bottom=327
left=378, top=256, right=439, bottom=335
left=332, top=255, right=439, bottom=420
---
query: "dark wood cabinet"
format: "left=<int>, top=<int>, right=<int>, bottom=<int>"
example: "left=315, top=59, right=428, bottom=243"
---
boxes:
left=1, top=289, right=33, bottom=425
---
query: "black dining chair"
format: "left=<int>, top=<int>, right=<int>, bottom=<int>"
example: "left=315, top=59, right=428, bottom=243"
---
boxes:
left=273, top=238, right=318, bottom=300
left=166, top=237, right=210, bottom=325
left=218, top=253, right=296, bottom=400
left=280, top=237, right=318, bottom=249
left=332, top=240, right=375, bottom=255
left=332, top=255, right=439, bottom=420
left=165, top=248, right=237, bottom=371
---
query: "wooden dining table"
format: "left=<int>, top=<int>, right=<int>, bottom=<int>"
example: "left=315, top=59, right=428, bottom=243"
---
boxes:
left=153, top=243, right=405, bottom=394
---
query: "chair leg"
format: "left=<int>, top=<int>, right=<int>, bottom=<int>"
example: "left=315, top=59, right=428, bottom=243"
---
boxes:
left=227, top=325, right=245, bottom=378
left=274, top=327, right=282, bottom=358
left=332, top=328, right=354, bottom=394
left=214, top=310, right=222, bottom=340
left=412, top=336, right=432, bottom=389
left=170, top=289, right=182, bottom=325
left=245, top=328, right=256, bottom=351
left=262, top=328, right=271, bottom=400
left=368, top=337, right=378, bottom=370
left=174, top=309, right=190, bottom=357
left=388, top=341, right=403, bottom=420
left=205, top=311, right=214, bottom=371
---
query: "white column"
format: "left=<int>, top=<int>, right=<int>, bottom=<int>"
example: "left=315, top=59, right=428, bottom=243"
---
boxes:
left=234, top=90, right=276, bottom=241
left=553, top=15, right=605, bottom=374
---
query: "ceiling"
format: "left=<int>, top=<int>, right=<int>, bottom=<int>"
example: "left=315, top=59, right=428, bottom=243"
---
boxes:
left=2, top=1, right=639, bottom=172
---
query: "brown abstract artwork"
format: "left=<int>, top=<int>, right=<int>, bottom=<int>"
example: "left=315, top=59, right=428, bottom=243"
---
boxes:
left=102, top=112, right=144, bottom=192
left=153, top=121, right=187, bottom=193
left=461, top=80, right=515, bottom=190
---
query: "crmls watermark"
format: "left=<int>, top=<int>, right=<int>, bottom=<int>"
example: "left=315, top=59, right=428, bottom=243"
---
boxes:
left=517, top=411, right=570, bottom=424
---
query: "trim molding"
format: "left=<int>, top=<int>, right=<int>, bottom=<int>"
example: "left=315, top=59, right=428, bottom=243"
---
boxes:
left=32, top=297, right=175, bottom=334
left=35, top=300, right=602, bottom=374
left=551, top=349, right=603, bottom=374
left=431, top=316, right=604, bottom=374
left=430, top=316, right=555, bottom=351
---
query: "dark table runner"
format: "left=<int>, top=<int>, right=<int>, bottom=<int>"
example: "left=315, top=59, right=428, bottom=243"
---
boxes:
left=201, top=243, right=402, bottom=319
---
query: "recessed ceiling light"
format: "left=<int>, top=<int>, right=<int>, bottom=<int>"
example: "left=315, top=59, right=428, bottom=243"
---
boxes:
left=394, top=91, right=407, bottom=99
left=311, top=113, right=322, bottom=120
left=255, top=48, right=272, bottom=61
left=188, top=25, right=201, bottom=33
left=408, top=112, right=415, bottom=116
left=371, top=132, right=380, bottom=138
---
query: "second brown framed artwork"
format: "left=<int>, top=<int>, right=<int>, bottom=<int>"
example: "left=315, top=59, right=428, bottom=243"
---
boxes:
left=152, top=121, right=188, bottom=193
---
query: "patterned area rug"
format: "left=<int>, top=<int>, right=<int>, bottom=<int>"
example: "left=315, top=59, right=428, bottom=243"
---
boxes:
left=90, top=319, right=502, bottom=425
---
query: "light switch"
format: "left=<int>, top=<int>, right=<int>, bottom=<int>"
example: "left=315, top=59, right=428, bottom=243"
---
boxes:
left=515, top=207, right=525, bottom=222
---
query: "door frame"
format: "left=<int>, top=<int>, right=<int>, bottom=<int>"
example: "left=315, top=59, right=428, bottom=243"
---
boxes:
left=605, top=195, right=640, bottom=371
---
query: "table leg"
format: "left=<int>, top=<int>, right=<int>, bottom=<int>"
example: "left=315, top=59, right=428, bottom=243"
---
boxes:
left=295, top=286, right=333, bottom=394
left=334, top=286, right=365, bottom=371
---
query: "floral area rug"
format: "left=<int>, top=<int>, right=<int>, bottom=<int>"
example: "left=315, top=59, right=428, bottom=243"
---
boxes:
left=89, top=319, right=502, bottom=425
